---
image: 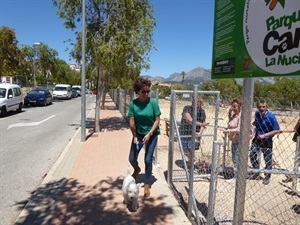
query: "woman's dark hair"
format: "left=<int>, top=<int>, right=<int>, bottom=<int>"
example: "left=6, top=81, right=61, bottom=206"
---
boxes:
left=133, top=77, right=151, bottom=94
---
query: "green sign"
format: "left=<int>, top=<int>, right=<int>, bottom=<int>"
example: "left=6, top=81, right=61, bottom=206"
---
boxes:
left=211, top=0, right=300, bottom=79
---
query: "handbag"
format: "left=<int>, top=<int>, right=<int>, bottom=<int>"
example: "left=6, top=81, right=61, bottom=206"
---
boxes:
left=292, top=126, right=300, bottom=142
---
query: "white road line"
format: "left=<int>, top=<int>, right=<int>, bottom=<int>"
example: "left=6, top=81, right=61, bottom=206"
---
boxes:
left=7, top=115, right=56, bottom=129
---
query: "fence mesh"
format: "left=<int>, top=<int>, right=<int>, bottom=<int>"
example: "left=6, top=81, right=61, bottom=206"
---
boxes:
left=168, top=91, right=300, bottom=225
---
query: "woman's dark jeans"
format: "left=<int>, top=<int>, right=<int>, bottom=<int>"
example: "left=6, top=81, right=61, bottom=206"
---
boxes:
left=129, top=133, right=158, bottom=185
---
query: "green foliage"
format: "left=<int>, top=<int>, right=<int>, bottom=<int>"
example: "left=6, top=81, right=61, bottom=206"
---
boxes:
left=214, top=79, right=241, bottom=96
left=200, top=79, right=241, bottom=97
left=269, top=77, right=300, bottom=106
left=201, top=81, right=214, bottom=91
left=0, top=26, right=20, bottom=77
left=152, top=83, right=171, bottom=97
left=52, top=0, right=156, bottom=92
left=171, top=83, right=185, bottom=90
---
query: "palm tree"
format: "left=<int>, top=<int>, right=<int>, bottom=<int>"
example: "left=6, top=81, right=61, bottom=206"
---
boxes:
left=181, top=71, right=186, bottom=84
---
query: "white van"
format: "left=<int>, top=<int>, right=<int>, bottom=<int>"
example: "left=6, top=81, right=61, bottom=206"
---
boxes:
left=0, top=83, right=23, bottom=117
left=53, top=84, right=72, bottom=100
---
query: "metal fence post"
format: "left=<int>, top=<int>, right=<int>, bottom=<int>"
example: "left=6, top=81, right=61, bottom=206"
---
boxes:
left=167, top=90, right=176, bottom=186
left=292, top=136, right=300, bottom=191
left=154, top=89, right=159, bottom=166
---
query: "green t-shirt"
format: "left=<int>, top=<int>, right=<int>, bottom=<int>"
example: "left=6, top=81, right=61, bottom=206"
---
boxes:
left=128, top=97, right=161, bottom=135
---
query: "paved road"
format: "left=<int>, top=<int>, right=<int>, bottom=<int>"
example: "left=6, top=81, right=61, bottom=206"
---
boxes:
left=0, top=95, right=95, bottom=225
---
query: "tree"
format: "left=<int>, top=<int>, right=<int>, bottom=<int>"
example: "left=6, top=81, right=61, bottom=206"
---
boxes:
left=201, top=81, right=214, bottom=91
left=270, top=77, right=300, bottom=107
left=35, top=43, right=58, bottom=85
left=254, top=80, right=268, bottom=99
left=213, top=79, right=241, bottom=97
left=17, top=43, right=59, bottom=87
left=0, top=26, right=19, bottom=79
left=52, top=0, right=156, bottom=132
left=181, top=71, right=186, bottom=84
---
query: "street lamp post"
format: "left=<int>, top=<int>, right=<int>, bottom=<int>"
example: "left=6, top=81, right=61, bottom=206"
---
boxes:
left=33, top=42, right=41, bottom=89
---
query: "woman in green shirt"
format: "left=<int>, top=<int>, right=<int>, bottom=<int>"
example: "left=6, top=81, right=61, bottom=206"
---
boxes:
left=127, top=77, right=161, bottom=197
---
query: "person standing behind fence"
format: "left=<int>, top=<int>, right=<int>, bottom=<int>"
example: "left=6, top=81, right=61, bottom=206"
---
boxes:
left=219, top=98, right=242, bottom=169
left=127, top=77, right=161, bottom=198
left=249, top=99, right=281, bottom=185
left=180, top=96, right=209, bottom=168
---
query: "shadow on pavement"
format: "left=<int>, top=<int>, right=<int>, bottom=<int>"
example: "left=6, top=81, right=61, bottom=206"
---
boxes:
left=99, top=116, right=128, bottom=131
left=15, top=177, right=175, bottom=225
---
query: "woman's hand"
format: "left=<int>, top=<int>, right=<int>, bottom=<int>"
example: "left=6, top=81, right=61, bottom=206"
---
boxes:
left=203, top=122, right=209, bottom=127
left=142, top=133, right=151, bottom=144
left=218, top=127, right=226, bottom=132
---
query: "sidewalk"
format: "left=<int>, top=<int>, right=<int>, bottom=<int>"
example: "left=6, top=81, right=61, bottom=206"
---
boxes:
left=15, top=95, right=191, bottom=225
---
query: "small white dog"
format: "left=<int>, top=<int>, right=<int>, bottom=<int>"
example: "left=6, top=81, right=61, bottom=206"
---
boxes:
left=122, top=167, right=139, bottom=211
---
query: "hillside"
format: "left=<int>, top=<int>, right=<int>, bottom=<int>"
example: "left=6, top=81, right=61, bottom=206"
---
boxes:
left=143, top=67, right=212, bottom=85
left=142, top=66, right=300, bottom=85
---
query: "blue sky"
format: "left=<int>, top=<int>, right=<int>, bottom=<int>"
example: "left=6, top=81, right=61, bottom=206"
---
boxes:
left=0, top=0, right=215, bottom=78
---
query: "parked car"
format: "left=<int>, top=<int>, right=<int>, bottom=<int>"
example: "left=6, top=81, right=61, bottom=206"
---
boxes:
left=71, top=89, right=78, bottom=98
left=72, top=86, right=81, bottom=96
left=0, top=83, right=23, bottom=117
left=24, top=89, right=53, bottom=106
left=85, top=89, right=92, bottom=95
left=53, top=84, right=72, bottom=100
left=165, top=95, right=178, bottom=101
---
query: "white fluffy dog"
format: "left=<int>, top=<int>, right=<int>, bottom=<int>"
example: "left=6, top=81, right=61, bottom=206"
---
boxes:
left=122, top=167, right=139, bottom=211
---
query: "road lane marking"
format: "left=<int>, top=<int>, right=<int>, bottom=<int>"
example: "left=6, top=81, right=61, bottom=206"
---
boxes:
left=7, top=115, right=56, bottom=129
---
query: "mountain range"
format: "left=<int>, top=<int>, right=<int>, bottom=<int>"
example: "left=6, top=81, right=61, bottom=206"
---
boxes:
left=142, top=66, right=281, bottom=86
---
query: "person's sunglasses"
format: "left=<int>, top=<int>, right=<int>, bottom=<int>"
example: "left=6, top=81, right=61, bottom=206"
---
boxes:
left=141, top=90, right=151, bottom=94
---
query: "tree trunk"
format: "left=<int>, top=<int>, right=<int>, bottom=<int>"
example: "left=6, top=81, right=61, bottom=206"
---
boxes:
left=94, top=64, right=103, bottom=132
left=101, top=86, right=107, bottom=110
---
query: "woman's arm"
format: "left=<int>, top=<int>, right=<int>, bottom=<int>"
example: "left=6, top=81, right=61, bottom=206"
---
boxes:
left=183, top=112, right=208, bottom=127
left=142, top=116, right=160, bottom=144
left=149, top=116, right=160, bottom=136
left=129, top=117, right=138, bottom=144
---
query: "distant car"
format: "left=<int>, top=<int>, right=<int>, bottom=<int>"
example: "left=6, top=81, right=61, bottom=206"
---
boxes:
left=53, top=84, right=72, bottom=100
left=85, top=89, right=92, bottom=95
left=71, top=89, right=78, bottom=98
left=24, top=89, right=53, bottom=106
left=165, top=95, right=171, bottom=100
left=164, top=95, right=178, bottom=101
left=72, top=86, right=81, bottom=96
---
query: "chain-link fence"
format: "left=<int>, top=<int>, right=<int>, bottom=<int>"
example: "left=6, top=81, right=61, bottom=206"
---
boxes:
left=167, top=87, right=300, bottom=225
left=109, top=86, right=300, bottom=224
